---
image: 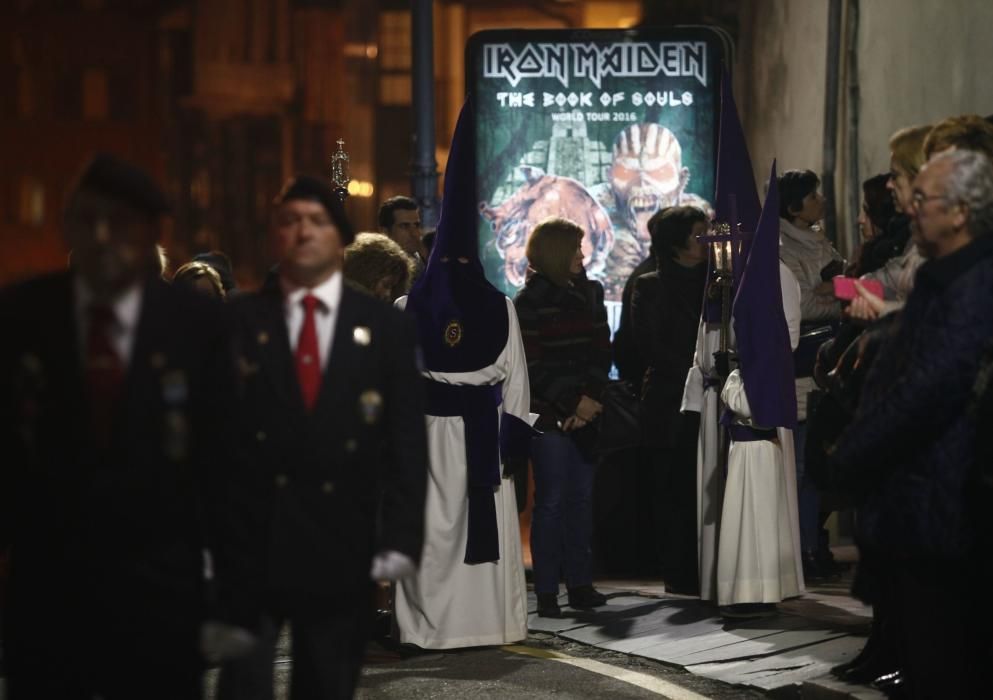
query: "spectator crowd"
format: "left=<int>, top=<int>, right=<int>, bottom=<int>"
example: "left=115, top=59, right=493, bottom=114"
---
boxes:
left=2, top=110, right=992, bottom=700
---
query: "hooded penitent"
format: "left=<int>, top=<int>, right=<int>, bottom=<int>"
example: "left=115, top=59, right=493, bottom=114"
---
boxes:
left=731, top=161, right=798, bottom=429
left=714, top=67, right=761, bottom=283
left=702, top=68, right=761, bottom=325
left=405, top=99, right=532, bottom=564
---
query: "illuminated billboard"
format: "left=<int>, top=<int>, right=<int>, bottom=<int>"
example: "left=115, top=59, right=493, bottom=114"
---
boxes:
left=467, top=27, right=728, bottom=324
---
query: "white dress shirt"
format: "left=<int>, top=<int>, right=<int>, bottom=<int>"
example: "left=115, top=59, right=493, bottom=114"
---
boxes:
left=280, top=270, right=342, bottom=371
left=74, top=276, right=144, bottom=368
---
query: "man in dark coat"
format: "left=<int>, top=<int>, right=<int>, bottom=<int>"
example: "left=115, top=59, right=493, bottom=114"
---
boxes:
left=0, top=154, right=239, bottom=699
left=832, top=149, right=993, bottom=698
left=216, top=176, right=428, bottom=700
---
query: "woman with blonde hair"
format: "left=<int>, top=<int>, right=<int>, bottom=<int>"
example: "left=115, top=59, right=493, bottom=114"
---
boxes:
left=856, top=124, right=932, bottom=307
left=513, top=217, right=611, bottom=618
left=173, top=260, right=225, bottom=299
left=343, top=232, right=415, bottom=302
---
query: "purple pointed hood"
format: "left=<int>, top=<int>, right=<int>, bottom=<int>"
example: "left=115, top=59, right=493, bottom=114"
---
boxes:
left=732, top=161, right=798, bottom=429
left=405, top=98, right=508, bottom=372
left=701, top=68, right=761, bottom=324
left=714, top=68, right=761, bottom=282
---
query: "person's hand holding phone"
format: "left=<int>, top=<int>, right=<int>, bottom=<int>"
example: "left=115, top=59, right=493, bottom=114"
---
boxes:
left=833, top=276, right=884, bottom=301
left=846, top=280, right=887, bottom=323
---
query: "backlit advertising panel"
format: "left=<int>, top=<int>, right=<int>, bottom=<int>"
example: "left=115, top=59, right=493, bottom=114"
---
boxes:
left=467, top=27, right=727, bottom=327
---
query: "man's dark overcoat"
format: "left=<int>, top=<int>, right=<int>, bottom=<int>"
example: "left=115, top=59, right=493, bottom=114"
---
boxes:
left=225, top=281, right=428, bottom=599
left=0, top=271, right=236, bottom=697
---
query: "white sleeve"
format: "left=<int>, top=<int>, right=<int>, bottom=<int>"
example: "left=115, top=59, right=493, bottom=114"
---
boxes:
left=719, top=369, right=751, bottom=418
left=501, top=298, right=537, bottom=426
left=680, top=321, right=706, bottom=414
left=779, top=262, right=802, bottom=350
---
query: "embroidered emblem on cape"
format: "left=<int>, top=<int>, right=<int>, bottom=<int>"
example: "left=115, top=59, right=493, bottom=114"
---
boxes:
left=444, top=320, right=463, bottom=348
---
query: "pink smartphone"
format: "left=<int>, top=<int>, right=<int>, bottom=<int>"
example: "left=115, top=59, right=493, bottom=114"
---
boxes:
left=833, top=276, right=884, bottom=301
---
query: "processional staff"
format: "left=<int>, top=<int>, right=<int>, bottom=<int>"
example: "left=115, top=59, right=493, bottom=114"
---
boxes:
left=330, top=138, right=351, bottom=203
left=699, top=194, right=751, bottom=385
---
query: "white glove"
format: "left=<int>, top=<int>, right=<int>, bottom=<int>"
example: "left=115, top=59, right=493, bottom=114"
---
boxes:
left=199, top=621, right=258, bottom=665
left=369, top=550, right=416, bottom=581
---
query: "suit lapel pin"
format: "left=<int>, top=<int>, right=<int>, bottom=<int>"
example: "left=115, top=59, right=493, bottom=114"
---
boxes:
left=237, top=356, right=260, bottom=376
left=257, top=331, right=270, bottom=345
left=161, top=369, right=189, bottom=406
left=358, top=389, right=383, bottom=424
left=162, top=410, right=190, bottom=461
left=352, top=326, right=371, bottom=346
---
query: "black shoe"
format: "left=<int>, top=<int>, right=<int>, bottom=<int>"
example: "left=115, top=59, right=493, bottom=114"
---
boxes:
left=536, top=593, right=561, bottom=618
left=567, top=585, right=608, bottom=609
left=719, top=603, right=779, bottom=619
left=802, top=552, right=825, bottom=581
left=842, top=658, right=899, bottom=684
left=871, top=670, right=906, bottom=698
left=831, top=660, right=855, bottom=678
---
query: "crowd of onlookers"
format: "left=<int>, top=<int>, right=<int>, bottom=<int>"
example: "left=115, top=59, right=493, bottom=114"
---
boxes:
left=606, top=113, right=993, bottom=698
left=3, top=111, right=992, bottom=700
left=72, top=114, right=993, bottom=697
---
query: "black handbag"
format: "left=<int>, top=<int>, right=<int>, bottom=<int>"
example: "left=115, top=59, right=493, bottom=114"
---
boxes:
left=595, top=380, right=642, bottom=457
left=794, top=323, right=838, bottom=378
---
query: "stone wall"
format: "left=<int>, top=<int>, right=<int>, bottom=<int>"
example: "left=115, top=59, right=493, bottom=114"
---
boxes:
left=730, top=0, right=993, bottom=255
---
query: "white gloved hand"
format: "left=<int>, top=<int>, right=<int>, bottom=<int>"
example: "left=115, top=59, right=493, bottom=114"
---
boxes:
left=199, top=621, right=258, bottom=665
left=369, top=550, right=416, bottom=581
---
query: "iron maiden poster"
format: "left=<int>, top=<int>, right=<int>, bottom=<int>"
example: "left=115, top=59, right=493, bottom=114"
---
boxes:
left=467, top=27, right=727, bottom=324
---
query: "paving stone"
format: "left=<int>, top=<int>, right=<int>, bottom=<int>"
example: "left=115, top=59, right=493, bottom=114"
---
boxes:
left=670, top=629, right=848, bottom=665
left=526, top=581, right=876, bottom=697
left=686, top=635, right=867, bottom=690
left=800, top=676, right=889, bottom=699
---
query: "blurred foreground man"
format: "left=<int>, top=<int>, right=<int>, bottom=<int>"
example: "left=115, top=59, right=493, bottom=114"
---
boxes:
left=0, top=155, right=237, bottom=699
left=832, top=149, right=993, bottom=698
left=217, top=176, right=427, bottom=700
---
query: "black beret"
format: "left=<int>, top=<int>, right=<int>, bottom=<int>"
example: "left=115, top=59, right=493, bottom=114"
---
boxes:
left=274, top=175, right=355, bottom=246
left=73, top=153, right=170, bottom=218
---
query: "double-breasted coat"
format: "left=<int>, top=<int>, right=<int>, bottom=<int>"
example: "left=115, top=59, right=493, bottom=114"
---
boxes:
left=225, top=281, right=428, bottom=599
left=0, top=271, right=237, bottom=696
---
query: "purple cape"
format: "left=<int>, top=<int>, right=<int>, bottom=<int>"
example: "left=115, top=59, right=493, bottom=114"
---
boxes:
left=732, top=161, right=798, bottom=429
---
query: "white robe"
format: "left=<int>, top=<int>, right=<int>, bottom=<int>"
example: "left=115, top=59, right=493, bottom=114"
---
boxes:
left=680, top=312, right=725, bottom=602
left=393, top=296, right=531, bottom=649
left=681, top=262, right=805, bottom=601
left=716, top=370, right=800, bottom=605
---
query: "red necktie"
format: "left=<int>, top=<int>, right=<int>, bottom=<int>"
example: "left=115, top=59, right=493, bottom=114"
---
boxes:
left=295, top=294, right=322, bottom=411
left=85, top=303, right=124, bottom=448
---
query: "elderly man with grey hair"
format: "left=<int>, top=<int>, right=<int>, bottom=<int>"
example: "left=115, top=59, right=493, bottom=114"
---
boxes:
left=830, top=147, right=993, bottom=698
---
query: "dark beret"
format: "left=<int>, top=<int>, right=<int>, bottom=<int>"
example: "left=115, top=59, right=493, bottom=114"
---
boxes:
left=274, top=175, right=355, bottom=245
left=73, top=153, right=170, bottom=218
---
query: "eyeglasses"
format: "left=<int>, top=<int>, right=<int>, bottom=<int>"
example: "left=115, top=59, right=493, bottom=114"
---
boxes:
left=911, top=192, right=950, bottom=210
